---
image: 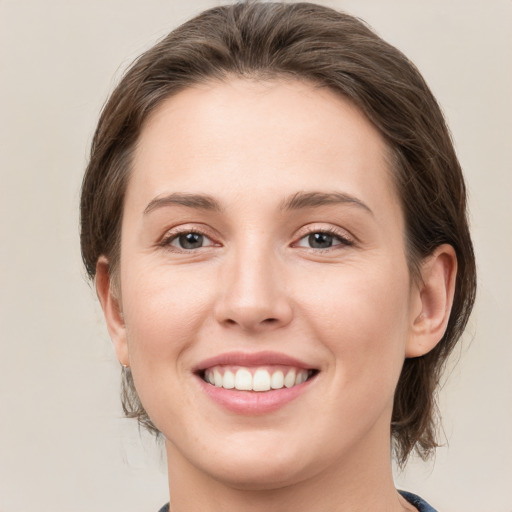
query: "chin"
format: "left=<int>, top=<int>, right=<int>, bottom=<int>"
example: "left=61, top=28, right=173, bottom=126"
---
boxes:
left=170, top=428, right=319, bottom=491
left=205, top=455, right=310, bottom=491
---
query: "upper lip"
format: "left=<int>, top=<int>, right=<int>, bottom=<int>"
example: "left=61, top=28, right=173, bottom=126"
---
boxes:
left=194, top=351, right=316, bottom=372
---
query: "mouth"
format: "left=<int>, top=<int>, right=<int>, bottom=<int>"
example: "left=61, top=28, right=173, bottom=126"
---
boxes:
left=199, top=365, right=318, bottom=392
left=194, top=352, right=320, bottom=412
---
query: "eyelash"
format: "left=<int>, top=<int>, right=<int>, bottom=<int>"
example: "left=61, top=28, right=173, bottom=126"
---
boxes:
left=159, top=229, right=217, bottom=251
left=159, top=227, right=354, bottom=252
left=293, top=227, right=354, bottom=250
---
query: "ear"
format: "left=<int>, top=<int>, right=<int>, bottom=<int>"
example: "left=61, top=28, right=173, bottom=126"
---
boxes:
left=406, top=244, right=458, bottom=358
left=95, top=256, right=130, bottom=367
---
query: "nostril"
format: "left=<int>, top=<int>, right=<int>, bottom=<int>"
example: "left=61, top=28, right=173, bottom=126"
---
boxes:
left=223, top=317, right=279, bottom=327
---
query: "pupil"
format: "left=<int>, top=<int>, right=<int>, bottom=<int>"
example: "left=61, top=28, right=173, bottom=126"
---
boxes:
left=179, top=233, right=203, bottom=249
left=309, top=232, right=333, bottom=249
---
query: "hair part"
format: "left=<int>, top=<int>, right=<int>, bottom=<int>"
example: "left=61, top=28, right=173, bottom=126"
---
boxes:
left=80, top=1, right=476, bottom=466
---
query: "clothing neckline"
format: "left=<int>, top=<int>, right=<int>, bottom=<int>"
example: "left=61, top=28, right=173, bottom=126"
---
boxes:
left=399, top=490, right=438, bottom=512
left=158, top=490, right=437, bottom=512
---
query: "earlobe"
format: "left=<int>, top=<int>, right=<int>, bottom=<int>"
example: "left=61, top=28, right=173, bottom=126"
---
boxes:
left=406, top=244, right=457, bottom=358
left=95, top=256, right=130, bottom=367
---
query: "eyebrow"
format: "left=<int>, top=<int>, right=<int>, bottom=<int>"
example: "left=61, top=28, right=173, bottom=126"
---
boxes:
left=144, top=193, right=222, bottom=214
left=143, top=190, right=372, bottom=216
left=280, top=191, right=373, bottom=215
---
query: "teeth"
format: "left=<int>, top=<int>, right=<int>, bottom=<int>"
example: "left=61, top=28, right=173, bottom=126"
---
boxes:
left=295, top=370, right=307, bottom=385
left=271, top=371, right=284, bottom=389
left=235, top=368, right=253, bottom=390
left=253, top=369, right=271, bottom=391
left=223, top=370, right=235, bottom=389
left=284, top=369, right=296, bottom=388
left=204, top=367, right=311, bottom=392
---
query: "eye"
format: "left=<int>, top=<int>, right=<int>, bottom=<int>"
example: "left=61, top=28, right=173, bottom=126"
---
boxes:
left=166, top=231, right=215, bottom=250
left=295, top=230, right=353, bottom=249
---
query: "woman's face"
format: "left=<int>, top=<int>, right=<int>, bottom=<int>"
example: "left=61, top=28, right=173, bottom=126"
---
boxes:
left=107, top=79, right=424, bottom=489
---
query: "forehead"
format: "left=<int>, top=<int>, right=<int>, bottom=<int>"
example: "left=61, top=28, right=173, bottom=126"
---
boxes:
left=127, top=78, right=400, bottom=219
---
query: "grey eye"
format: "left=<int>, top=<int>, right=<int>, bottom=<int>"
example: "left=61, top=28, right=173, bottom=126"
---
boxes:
left=173, top=233, right=205, bottom=249
left=295, top=230, right=351, bottom=250
left=307, top=232, right=335, bottom=249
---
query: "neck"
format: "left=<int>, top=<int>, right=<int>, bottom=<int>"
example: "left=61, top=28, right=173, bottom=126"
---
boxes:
left=164, top=424, right=414, bottom=512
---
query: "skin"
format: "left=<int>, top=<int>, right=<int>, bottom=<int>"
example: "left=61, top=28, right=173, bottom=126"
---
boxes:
left=96, top=79, right=457, bottom=512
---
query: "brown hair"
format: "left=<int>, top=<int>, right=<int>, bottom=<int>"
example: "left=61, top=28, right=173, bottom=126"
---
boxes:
left=80, top=1, right=476, bottom=465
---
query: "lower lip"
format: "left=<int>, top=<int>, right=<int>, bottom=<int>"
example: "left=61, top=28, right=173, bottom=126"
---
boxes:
left=196, top=375, right=316, bottom=414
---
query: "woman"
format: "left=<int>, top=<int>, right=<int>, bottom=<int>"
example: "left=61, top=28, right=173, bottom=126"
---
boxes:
left=80, top=2, right=476, bottom=511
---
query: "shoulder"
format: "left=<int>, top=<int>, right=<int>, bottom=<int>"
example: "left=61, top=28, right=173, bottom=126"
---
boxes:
left=399, top=490, right=438, bottom=512
left=157, top=504, right=169, bottom=512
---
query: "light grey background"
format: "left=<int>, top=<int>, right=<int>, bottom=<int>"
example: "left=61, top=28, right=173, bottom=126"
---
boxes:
left=1, top=1, right=511, bottom=511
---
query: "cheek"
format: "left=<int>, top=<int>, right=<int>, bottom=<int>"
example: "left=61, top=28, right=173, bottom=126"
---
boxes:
left=119, top=266, right=215, bottom=428
left=121, top=264, right=214, bottom=363
left=296, top=260, right=411, bottom=377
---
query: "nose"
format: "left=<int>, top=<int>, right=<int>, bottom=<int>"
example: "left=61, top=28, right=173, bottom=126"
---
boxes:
left=214, top=245, right=293, bottom=333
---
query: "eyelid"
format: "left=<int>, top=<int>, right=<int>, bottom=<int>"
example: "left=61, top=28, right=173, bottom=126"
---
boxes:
left=158, top=224, right=221, bottom=249
left=169, top=232, right=216, bottom=249
left=291, top=224, right=355, bottom=248
left=156, top=222, right=354, bottom=251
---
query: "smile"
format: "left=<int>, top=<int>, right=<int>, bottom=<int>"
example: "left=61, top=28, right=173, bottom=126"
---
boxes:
left=194, top=352, right=319, bottom=414
left=202, top=366, right=314, bottom=391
